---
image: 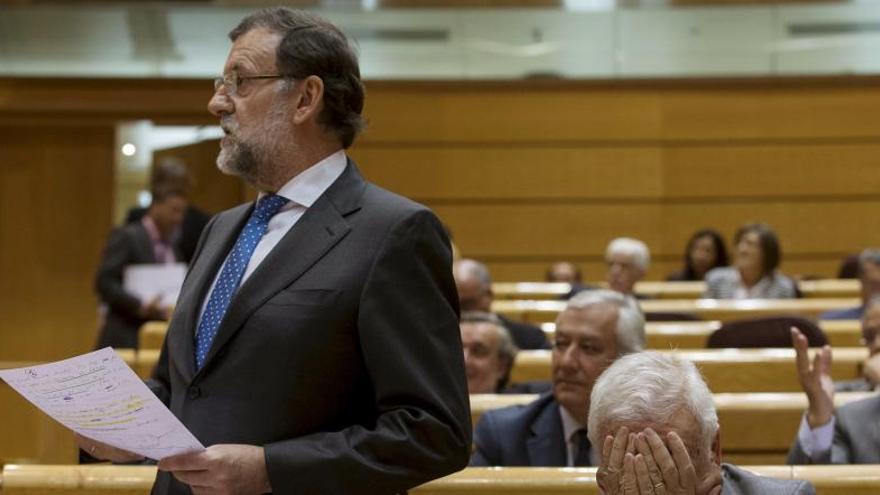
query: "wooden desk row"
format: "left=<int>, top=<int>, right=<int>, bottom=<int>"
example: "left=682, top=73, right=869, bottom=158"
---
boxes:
left=3, top=465, right=878, bottom=495
left=541, top=319, right=865, bottom=349
left=123, top=339, right=871, bottom=394
left=493, top=297, right=862, bottom=324
left=493, top=279, right=862, bottom=301
left=510, top=348, right=869, bottom=393
left=471, top=392, right=876, bottom=465
left=139, top=319, right=866, bottom=354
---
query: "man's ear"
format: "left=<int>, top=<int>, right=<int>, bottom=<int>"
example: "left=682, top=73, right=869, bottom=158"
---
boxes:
left=710, top=429, right=722, bottom=466
left=291, top=75, right=324, bottom=125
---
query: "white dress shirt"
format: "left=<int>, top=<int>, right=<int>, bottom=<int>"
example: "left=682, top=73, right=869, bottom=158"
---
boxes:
left=198, top=150, right=347, bottom=323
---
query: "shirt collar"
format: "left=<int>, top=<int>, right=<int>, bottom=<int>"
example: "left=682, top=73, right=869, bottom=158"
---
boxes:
left=559, top=403, right=586, bottom=444
left=266, top=150, right=347, bottom=208
left=141, top=215, right=166, bottom=244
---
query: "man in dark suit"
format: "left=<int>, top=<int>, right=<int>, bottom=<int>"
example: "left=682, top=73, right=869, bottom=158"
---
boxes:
left=94, top=187, right=186, bottom=349
left=470, top=290, right=645, bottom=467
left=125, top=158, right=210, bottom=265
left=591, top=352, right=814, bottom=495
left=787, top=327, right=880, bottom=464
left=453, top=258, right=549, bottom=349
left=78, top=8, right=470, bottom=495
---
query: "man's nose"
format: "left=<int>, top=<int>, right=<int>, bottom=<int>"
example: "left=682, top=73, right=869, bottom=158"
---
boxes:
left=208, top=91, right=233, bottom=117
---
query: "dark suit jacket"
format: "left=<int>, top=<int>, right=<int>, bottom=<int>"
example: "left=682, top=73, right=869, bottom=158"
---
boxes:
left=498, top=315, right=550, bottom=350
left=786, top=394, right=880, bottom=464
left=148, top=162, right=471, bottom=495
left=721, top=463, right=814, bottom=494
left=95, top=222, right=174, bottom=349
left=470, top=392, right=577, bottom=467
left=127, top=206, right=210, bottom=264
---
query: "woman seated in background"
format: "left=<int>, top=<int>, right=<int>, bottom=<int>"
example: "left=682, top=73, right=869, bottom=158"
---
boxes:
left=666, top=228, right=729, bottom=281
left=704, top=223, right=798, bottom=299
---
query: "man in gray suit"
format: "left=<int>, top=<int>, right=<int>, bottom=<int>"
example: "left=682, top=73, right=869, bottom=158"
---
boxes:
left=590, top=352, right=814, bottom=495
left=787, top=327, right=880, bottom=464
left=78, top=7, right=470, bottom=495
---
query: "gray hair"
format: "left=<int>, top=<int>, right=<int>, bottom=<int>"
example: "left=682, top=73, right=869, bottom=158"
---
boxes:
left=460, top=311, right=519, bottom=389
left=606, top=238, right=651, bottom=272
left=565, top=290, right=645, bottom=354
left=859, top=249, right=880, bottom=269
left=229, top=8, right=365, bottom=148
left=587, top=352, right=718, bottom=456
left=453, top=259, right=492, bottom=288
left=460, top=311, right=518, bottom=364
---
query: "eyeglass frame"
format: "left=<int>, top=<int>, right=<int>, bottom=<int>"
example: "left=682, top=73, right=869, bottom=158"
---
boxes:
left=213, top=70, right=288, bottom=96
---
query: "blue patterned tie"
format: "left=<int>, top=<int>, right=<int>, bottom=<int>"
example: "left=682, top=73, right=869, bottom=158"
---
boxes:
left=194, top=194, right=289, bottom=369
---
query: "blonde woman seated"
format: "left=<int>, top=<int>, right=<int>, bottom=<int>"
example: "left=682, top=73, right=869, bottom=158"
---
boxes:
left=704, top=223, right=797, bottom=299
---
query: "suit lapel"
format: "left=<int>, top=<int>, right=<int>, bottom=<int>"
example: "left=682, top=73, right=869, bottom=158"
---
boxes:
left=168, top=205, right=252, bottom=383
left=526, top=396, right=568, bottom=467
left=131, top=223, right=156, bottom=263
left=194, top=161, right=365, bottom=376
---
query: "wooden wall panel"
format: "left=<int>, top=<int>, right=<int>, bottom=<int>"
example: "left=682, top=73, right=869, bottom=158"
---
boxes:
left=432, top=201, right=880, bottom=256
left=359, top=81, right=880, bottom=143
left=351, top=147, right=666, bottom=200
left=353, top=142, right=880, bottom=201
left=0, top=124, right=114, bottom=361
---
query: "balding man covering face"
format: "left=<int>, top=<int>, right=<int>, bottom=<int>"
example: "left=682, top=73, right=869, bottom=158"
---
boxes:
left=590, top=352, right=814, bottom=495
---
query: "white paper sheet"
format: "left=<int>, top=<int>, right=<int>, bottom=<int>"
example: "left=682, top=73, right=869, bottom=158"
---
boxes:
left=0, top=347, right=203, bottom=460
left=124, top=263, right=187, bottom=308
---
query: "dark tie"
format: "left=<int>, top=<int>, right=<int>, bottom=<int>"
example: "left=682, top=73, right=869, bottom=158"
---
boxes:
left=574, top=428, right=591, bottom=466
left=194, top=194, right=289, bottom=369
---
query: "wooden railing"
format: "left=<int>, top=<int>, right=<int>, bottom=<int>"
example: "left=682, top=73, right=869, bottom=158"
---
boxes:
left=493, top=298, right=861, bottom=324
left=510, top=348, right=868, bottom=392
left=2, top=465, right=878, bottom=495
left=493, top=280, right=862, bottom=301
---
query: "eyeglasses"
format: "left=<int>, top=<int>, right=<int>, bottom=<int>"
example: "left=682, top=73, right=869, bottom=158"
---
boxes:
left=213, top=70, right=285, bottom=96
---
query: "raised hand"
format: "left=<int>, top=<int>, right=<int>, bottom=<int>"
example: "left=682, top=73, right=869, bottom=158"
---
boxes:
left=791, top=327, right=834, bottom=428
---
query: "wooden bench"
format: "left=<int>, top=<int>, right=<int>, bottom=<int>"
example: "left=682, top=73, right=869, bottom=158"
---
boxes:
left=510, top=348, right=869, bottom=393
left=3, top=465, right=877, bottom=495
left=539, top=319, right=864, bottom=349
left=137, top=319, right=866, bottom=353
left=494, top=298, right=862, bottom=324
left=470, top=392, right=876, bottom=465
left=493, top=279, right=861, bottom=301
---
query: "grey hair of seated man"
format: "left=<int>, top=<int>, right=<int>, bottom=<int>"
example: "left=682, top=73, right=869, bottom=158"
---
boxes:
left=453, top=259, right=492, bottom=287
left=587, top=351, right=719, bottom=460
left=606, top=237, right=651, bottom=272
left=460, top=311, right=519, bottom=368
left=565, top=289, right=646, bottom=355
left=859, top=248, right=880, bottom=271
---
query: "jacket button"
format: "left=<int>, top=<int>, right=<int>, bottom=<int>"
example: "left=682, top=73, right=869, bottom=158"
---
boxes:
left=187, top=386, right=201, bottom=399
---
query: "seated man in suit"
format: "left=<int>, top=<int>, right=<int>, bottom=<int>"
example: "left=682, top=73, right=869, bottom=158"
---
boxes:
left=470, top=290, right=645, bottom=467
left=453, top=258, right=549, bottom=349
left=821, top=248, right=880, bottom=320
left=94, top=186, right=186, bottom=349
left=787, top=327, right=880, bottom=464
left=460, top=311, right=519, bottom=394
left=605, top=238, right=650, bottom=299
left=591, top=352, right=815, bottom=495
